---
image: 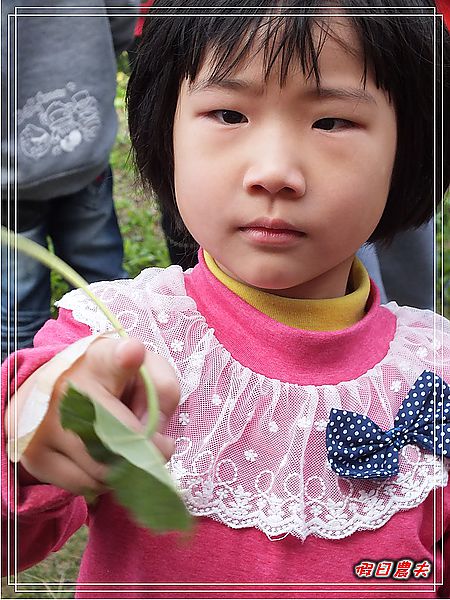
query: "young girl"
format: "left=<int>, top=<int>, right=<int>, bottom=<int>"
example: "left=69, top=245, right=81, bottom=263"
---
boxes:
left=2, top=1, right=450, bottom=597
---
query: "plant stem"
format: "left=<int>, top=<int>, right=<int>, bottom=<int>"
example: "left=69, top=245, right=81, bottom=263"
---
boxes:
left=1, top=226, right=159, bottom=435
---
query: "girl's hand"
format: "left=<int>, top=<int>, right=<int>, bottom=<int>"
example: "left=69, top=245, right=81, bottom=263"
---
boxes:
left=10, top=338, right=180, bottom=497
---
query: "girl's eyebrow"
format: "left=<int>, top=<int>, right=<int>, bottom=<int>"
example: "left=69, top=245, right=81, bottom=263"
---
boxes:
left=314, top=86, right=377, bottom=105
left=188, top=77, right=262, bottom=95
left=188, top=76, right=377, bottom=105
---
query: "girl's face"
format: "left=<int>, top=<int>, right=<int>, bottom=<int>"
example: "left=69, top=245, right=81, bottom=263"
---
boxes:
left=173, top=21, right=397, bottom=299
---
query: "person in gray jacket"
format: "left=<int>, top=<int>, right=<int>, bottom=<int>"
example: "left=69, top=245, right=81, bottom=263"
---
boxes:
left=1, top=1, right=138, bottom=359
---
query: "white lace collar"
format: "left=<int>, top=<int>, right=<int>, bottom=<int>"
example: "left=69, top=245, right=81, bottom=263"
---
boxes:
left=56, top=267, right=450, bottom=540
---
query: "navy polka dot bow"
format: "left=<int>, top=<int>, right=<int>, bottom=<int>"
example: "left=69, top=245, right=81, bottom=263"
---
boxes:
left=326, top=371, right=450, bottom=479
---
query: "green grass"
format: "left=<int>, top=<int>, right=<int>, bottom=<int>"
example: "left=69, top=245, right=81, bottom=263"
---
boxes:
left=3, top=58, right=450, bottom=599
left=2, top=528, right=88, bottom=599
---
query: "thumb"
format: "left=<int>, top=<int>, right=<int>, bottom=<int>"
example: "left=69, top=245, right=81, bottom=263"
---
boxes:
left=84, top=337, right=147, bottom=399
left=53, top=337, right=149, bottom=434
left=54, top=337, right=145, bottom=404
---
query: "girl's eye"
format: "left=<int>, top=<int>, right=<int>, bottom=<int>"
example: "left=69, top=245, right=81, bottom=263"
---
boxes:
left=211, top=110, right=248, bottom=125
left=313, top=118, right=354, bottom=131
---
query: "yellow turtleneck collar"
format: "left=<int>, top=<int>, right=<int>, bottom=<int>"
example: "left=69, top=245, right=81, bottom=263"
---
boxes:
left=203, top=251, right=370, bottom=331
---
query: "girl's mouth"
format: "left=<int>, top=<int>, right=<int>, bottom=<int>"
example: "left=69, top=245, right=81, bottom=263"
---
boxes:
left=239, top=227, right=306, bottom=246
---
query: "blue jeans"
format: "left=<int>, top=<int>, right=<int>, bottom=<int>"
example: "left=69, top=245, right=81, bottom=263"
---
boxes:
left=1, top=167, right=127, bottom=359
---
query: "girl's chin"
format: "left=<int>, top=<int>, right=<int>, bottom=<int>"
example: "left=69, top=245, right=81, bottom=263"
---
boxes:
left=245, top=277, right=304, bottom=296
left=212, top=258, right=304, bottom=294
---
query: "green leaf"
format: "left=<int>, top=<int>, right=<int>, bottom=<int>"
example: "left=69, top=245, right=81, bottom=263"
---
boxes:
left=107, top=461, right=191, bottom=532
left=59, top=387, right=117, bottom=466
left=93, top=400, right=178, bottom=491
left=60, top=384, right=192, bottom=532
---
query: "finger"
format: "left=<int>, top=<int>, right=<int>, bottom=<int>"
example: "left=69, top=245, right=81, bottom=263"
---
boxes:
left=47, top=428, right=110, bottom=482
left=55, top=337, right=149, bottom=432
left=94, top=337, right=146, bottom=398
left=27, top=414, right=110, bottom=483
left=141, top=351, right=180, bottom=422
left=121, top=350, right=180, bottom=430
left=64, top=338, right=146, bottom=401
left=151, top=432, right=176, bottom=462
left=21, top=448, right=106, bottom=497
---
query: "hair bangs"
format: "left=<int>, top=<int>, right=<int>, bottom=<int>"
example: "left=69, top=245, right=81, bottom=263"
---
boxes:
left=192, top=16, right=321, bottom=88
left=179, top=9, right=366, bottom=90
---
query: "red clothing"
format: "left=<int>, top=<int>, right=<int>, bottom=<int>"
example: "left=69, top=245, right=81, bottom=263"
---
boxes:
left=437, top=0, right=450, bottom=29
left=2, top=257, right=450, bottom=598
left=134, top=0, right=154, bottom=37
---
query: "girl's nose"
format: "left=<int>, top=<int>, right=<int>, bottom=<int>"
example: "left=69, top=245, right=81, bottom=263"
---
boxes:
left=242, top=150, right=306, bottom=199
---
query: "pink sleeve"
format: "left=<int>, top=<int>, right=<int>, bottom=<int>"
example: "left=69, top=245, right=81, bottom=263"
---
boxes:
left=1, top=309, right=92, bottom=573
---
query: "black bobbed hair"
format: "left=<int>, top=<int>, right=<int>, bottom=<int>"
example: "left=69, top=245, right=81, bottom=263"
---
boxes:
left=127, top=0, right=449, bottom=245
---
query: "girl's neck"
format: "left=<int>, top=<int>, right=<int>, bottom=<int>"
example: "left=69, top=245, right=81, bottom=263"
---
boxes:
left=203, top=250, right=370, bottom=331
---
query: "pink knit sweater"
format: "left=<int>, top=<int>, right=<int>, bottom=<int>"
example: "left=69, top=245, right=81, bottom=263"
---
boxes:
left=2, top=255, right=450, bottom=598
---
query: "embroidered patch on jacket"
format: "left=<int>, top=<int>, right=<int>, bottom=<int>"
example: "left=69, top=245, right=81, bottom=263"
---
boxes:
left=18, top=82, right=101, bottom=159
